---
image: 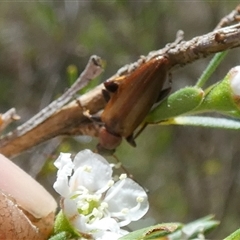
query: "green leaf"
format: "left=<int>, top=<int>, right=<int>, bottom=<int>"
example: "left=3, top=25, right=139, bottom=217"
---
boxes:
left=119, top=216, right=218, bottom=240
left=119, top=223, right=181, bottom=240
left=48, top=231, right=71, bottom=240
left=162, top=116, right=240, bottom=130
left=224, top=228, right=240, bottom=240
left=168, top=215, right=219, bottom=240
left=53, top=210, right=80, bottom=239
left=145, top=86, right=204, bottom=123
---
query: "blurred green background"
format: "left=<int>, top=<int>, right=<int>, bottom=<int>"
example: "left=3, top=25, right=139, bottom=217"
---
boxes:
left=1, top=1, right=240, bottom=238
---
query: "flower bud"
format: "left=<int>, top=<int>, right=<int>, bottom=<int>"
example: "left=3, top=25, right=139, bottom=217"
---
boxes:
left=195, top=66, right=240, bottom=117
left=145, top=86, right=204, bottom=123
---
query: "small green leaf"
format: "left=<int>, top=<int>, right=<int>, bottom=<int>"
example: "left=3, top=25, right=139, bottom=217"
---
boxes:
left=168, top=215, right=219, bottom=240
left=53, top=210, right=80, bottom=239
left=119, top=223, right=181, bottom=240
left=163, top=116, right=240, bottom=131
left=145, top=86, right=204, bottom=123
left=48, top=231, right=71, bottom=240
left=224, top=228, right=240, bottom=240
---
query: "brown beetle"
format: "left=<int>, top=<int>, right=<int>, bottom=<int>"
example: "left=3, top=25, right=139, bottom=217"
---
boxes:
left=97, top=56, right=171, bottom=155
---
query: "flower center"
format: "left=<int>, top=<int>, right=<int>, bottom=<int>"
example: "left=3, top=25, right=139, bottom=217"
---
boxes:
left=71, top=190, right=109, bottom=224
left=78, top=198, right=100, bottom=216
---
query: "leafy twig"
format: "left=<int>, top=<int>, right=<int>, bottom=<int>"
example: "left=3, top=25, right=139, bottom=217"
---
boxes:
left=1, top=8, right=240, bottom=158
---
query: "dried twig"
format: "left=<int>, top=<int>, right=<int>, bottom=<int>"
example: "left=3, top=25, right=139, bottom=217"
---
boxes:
left=214, top=4, right=240, bottom=30
left=1, top=8, right=240, bottom=158
left=13, top=55, right=103, bottom=137
left=106, top=22, right=240, bottom=82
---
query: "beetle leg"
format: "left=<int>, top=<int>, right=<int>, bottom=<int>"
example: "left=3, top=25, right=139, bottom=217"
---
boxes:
left=75, top=100, right=102, bottom=124
left=75, top=98, right=95, bottom=119
left=74, top=94, right=104, bottom=123
left=155, top=71, right=172, bottom=103
left=126, top=134, right=137, bottom=147
left=82, top=109, right=103, bottom=124
left=156, top=87, right=172, bottom=103
left=104, top=81, right=119, bottom=93
left=132, top=122, right=148, bottom=141
left=89, top=115, right=103, bottom=123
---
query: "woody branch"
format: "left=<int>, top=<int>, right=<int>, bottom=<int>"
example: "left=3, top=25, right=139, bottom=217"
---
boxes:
left=1, top=6, right=240, bottom=158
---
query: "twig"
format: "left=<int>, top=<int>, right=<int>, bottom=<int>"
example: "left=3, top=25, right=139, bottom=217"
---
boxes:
left=214, top=4, right=240, bottom=30
left=9, top=55, right=103, bottom=137
left=106, top=23, right=240, bottom=83
left=151, top=22, right=240, bottom=67
left=2, top=10, right=240, bottom=158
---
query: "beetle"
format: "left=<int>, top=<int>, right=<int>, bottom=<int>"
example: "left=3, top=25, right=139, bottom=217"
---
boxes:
left=97, top=55, right=171, bottom=155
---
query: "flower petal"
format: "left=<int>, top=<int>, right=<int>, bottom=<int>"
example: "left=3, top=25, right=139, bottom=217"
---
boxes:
left=53, top=177, right=70, bottom=197
left=54, top=153, right=73, bottom=173
left=70, top=150, right=113, bottom=192
left=91, top=217, right=120, bottom=232
left=91, top=218, right=128, bottom=240
left=106, top=178, right=149, bottom=223
left=63, top=198, right=78, bottom=218
left=94, top=230, right=127, bottom=240
left=53, top=153, right=74, bottom=197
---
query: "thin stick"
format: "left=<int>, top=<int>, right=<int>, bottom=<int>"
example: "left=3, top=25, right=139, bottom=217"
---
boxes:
left=214, top=5, right=240, bottom=30
left=195, top=4, right=240, bottom=88
left=13, top=55, right=103, bottom=137
left=2, top=8, right=240, bottom=157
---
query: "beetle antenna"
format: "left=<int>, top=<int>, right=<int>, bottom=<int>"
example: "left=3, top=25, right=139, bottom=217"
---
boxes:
left=112, top=154, right=148, bottom=192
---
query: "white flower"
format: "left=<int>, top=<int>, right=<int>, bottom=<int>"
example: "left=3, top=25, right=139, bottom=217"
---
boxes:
left=53, top=149, right=149, bottom=240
